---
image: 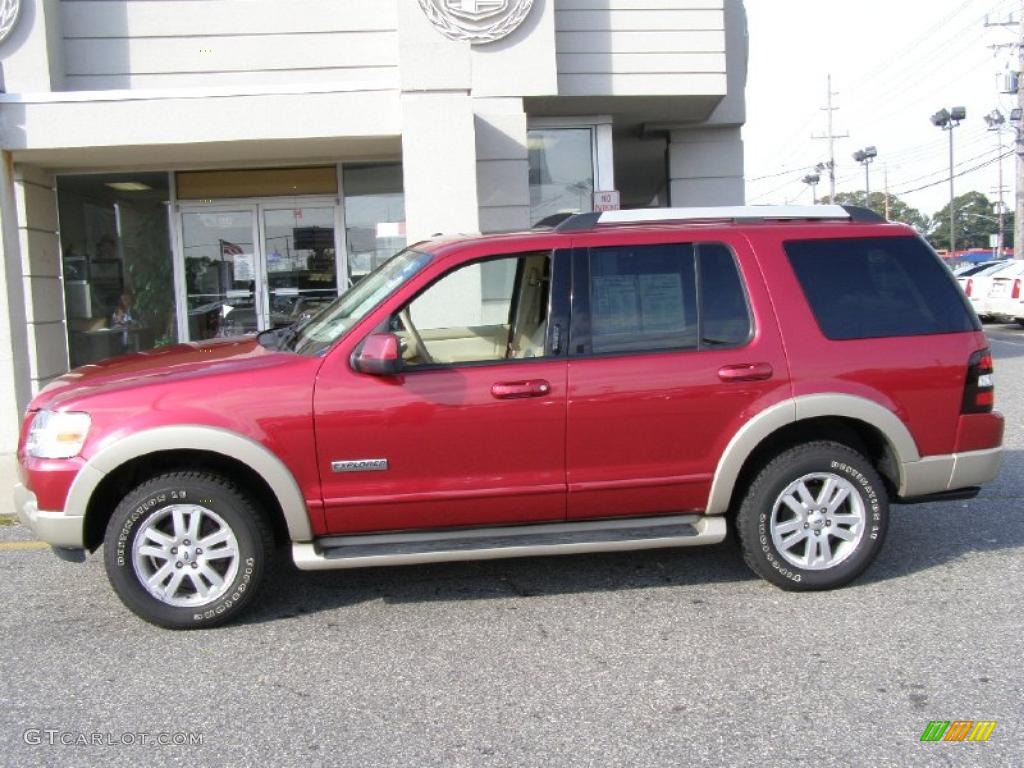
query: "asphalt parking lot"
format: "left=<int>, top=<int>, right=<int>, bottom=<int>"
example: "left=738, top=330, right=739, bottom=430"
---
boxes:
left=1, top=326, right=1022, bottom=768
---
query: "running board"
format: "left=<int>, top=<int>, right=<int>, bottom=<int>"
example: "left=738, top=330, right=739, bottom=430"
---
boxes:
left=291, top=514, right=726, bottom=571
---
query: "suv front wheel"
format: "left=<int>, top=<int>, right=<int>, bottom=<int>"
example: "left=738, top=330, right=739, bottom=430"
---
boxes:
left=103, top=471, right=273, bottom=628
left=736, top=441, right=889, bottom=590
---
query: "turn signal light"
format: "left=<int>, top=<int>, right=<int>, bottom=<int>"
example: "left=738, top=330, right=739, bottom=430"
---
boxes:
left=1012, top=279, right=1021, bottom=300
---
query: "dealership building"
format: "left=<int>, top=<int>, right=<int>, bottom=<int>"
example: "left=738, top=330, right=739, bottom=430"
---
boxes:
left=0, top=0, right=747, bottom=481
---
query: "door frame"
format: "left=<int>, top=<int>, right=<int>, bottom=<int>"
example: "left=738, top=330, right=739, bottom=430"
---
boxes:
left=174, top=194, right=346, bottom=342
left=526, top=115, right=616, bottom=206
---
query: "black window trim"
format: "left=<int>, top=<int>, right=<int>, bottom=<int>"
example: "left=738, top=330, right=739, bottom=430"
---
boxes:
left=569, top=240, right=755, bottom=359
left=357, top=247, right=572, bottom=374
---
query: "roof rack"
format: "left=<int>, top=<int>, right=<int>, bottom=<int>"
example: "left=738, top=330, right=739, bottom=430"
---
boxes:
left=553, top=204, right=885, bottom=232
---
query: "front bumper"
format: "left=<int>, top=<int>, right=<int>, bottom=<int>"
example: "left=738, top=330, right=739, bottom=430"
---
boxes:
left=13, top=483, right=85, bottom=549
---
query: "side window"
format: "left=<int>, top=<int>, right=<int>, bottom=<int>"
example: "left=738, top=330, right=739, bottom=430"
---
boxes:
left=699, top=243, right=751, bottom=346
left=785, top=236, right=979, bottom=340
left=588, top=243, right=697, bottom=354
left=395, top=252, right=551, bottom=367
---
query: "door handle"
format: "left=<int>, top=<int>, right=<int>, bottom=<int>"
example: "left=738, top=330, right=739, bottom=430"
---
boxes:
left=491, top=379, right=552, bottom=399
left=718, top=363, right=774, bottom=382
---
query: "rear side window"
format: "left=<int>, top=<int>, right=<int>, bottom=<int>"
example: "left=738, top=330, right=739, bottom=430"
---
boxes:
left=785, top=236, right=980, bottom=340
left=584, top=242, right=751, bottom=354
left=700, top=243, right=752, bottom=346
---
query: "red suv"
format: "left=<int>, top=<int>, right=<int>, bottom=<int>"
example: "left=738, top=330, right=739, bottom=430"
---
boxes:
left=14, top=205, right=1003, bottom=628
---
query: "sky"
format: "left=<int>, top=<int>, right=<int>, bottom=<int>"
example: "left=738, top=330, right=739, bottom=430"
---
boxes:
left=743, top=0, right=1021, bottom=222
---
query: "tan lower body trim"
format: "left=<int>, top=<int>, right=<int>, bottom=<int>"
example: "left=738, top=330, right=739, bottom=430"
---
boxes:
left=900, top=447, right=1002, bottom=497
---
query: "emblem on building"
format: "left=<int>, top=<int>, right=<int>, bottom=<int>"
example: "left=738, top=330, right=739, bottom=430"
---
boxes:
left=0, top=0, right=19, bottom=46
left=418, top=0, right=535, bottom=44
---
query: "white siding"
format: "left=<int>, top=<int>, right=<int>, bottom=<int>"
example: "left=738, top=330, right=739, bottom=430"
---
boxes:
left=60, top=0, right=399, bottom=91
left=554, top=0, right=727, bottom=97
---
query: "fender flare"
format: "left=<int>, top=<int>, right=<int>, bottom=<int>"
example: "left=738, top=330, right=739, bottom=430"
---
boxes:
left=68, top=425, right=313, bottom=542
left=705, top=394, right=920, bottom=515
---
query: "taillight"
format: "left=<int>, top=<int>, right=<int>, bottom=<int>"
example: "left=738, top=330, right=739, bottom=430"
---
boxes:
left=1013, top=279, right=1021, bottom=299
left=965, top=279, right=973, bottom=296
left=962, top=348, right=994, bottom=414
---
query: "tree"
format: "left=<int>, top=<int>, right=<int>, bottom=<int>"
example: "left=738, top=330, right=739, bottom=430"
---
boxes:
left=928, top=191, right=1011, bottom=253
left=820, top=191, right=928, bottom=232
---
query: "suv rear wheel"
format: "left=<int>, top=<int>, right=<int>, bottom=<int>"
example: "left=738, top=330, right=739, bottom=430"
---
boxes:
left=736, top=441, right=888, bottom=590
left=103, top=471, right=273, bottom=629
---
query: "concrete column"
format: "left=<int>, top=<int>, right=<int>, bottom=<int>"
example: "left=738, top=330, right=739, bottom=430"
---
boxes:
left=0, top=0, right=65, bottom=93
left=668, top=127, right=745, bottom=207
left=400, top=92, right=481, bottom=328
left=401, top=91, right=480, bottom=242
left=0, top=152, right=32, bottom=495
left=14, top=164, right=66, bottom=392
left=397, top=0, right=471, bottom=93
left=475, top=97, right=530, bottom=233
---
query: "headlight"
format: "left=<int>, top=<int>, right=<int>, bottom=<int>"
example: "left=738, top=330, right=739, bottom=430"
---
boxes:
left=25, top=410, right=91, bottom=459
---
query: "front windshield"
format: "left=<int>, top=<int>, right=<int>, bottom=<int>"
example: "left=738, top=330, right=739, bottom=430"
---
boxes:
left=289, top=248, right=433, bottom=355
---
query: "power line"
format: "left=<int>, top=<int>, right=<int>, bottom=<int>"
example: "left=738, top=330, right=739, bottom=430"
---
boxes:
left=888, top=146, right=1002, bottom=187
left=747, top=167, right=806, bottom=183
left=749, top=0, right=1000, bottom=173
left=746, top=0, right=1014, bottom=192
left=895, top=150, right=1014, bottom=195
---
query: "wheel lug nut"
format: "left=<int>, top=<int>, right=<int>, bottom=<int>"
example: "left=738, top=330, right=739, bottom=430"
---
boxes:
left=191, top=562, right=198, bottom=569
left=195, top=548, right=203, bottom=555
left=183, top=539, right=191, bottom=546
left=175, top=561, right=183, bottom=568
left=170, top=547, right=178, bottom=555
left=804, top=523, right=809, bottom=529
left=826, top=520, right=832, bottom=527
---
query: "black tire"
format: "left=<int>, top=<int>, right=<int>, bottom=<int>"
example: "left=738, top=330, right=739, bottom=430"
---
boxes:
left=735, top=441, right=888, bottom=591
left=103, top=471, right=273, bottom=629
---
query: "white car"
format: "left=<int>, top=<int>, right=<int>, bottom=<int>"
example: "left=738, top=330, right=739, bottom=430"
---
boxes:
left=954, top=260, right=1002, bottom=277
left=986, top=260, right=1024, bottom=325
left=962, top=261, right=1018, bottom=320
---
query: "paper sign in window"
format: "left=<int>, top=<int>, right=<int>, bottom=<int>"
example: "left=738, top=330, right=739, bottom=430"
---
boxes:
left=592, top=275, right=640, bottom=335
left=233, top=253, right=255, bottom=282
left=638, top=273, right=685, bottom=332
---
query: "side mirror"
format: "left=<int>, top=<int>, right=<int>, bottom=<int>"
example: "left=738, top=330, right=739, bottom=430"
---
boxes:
left=352, top=333, right=403, bottom=375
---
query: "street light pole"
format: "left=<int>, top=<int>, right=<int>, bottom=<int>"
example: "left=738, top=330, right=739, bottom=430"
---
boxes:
left=931, top=107, right=966, bottom=256
left=802, top=173, right=820, bottom=204
left=852, top=146, right=878, bottom=207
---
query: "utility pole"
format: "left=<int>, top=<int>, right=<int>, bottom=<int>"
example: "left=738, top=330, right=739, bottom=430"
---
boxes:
left=812, top=74, right=849, bottom=200
left=985, top=110, right=1009, bottom=257
left=987, top=8, right=1024, bottom=258
left=998, top=124, right=1006, bottom=256
left=1018, top=12, right=1023, bottom=259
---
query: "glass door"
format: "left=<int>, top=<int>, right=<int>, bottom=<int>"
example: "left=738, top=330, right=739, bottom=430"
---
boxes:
left=260, top=205, right=339, bottom=328
left=181, top=207, right=261, bottom=341
left=178, top=199, right=343, bottom=341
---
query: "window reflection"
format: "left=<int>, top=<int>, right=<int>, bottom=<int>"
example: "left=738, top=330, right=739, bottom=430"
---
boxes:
left=182, top=211, right=257, bottom=340
left=343, top=164, right=406, bottom=285
left=57, top=173, right=176, bottom=367
left=264, top=207, right=338, bottom=327
left=528, top=128, right=595, bottom=224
